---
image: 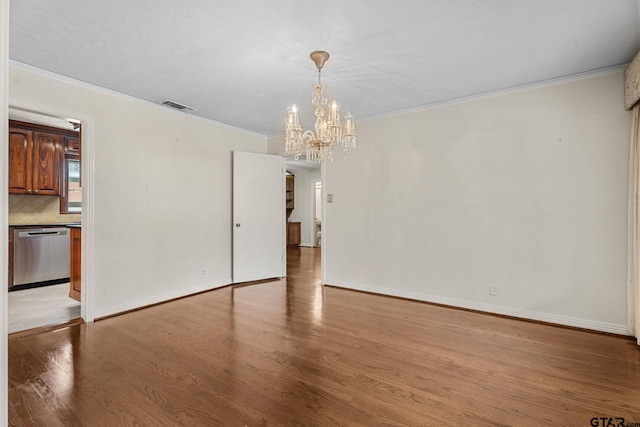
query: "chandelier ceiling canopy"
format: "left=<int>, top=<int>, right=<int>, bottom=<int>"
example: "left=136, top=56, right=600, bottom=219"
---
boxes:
left=285, top=51, right=356, bottom=164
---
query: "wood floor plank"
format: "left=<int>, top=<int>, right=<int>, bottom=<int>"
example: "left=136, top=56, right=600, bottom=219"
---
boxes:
left=8, top=247, right=640, bottom=426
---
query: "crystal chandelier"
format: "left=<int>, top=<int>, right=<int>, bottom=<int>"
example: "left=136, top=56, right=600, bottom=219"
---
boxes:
left=284, top=51, right=356, bottom=164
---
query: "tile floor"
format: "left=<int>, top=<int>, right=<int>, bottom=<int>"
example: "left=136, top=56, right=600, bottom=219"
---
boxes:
left=8, top=283, right=81, bottom=333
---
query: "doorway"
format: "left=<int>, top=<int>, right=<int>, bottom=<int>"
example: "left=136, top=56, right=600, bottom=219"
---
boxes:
left=284, top=157, right=322, bottom=281
left=6, top=103, right=93, bottom=333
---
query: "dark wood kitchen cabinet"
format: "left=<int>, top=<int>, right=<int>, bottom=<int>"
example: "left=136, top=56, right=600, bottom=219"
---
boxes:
left=286, top=174, right=294, bottom=210
left=287, top=222, right=301, bottom=247
left=64, top=134, right=80, bottom=155
left=69, top=226, right=81, bottom=302
left=8, top=120, right=67, bottom=196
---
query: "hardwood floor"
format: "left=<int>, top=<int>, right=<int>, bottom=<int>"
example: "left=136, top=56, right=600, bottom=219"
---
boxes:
left=8, top=247, right=640, bottom=426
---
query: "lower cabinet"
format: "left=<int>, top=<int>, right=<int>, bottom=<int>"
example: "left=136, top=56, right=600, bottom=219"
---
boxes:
left=69, top=227, right=81, bottom=302
left=287, top=222, right=301, bottom=247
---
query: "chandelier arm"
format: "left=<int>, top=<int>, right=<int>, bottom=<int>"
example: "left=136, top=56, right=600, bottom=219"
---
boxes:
left=302, top=130, right=316, bottom=143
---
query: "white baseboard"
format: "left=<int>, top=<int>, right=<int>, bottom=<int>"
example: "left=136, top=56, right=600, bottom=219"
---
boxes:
left=325, top=279, right=629, bottom=336
left=92, top=279, right=230, bottom=320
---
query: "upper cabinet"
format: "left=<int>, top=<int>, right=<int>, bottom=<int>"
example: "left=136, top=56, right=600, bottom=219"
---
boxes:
left=64, top=134, right=81, bottom=155
left=32, top=131, right=63, bottom=195
left=286, top=173, right=294, bottom=219
left=8, top=121, right=66, bottom=196
left=8, top=127, right=32, bottom=194
left=8, top=120, right=81, bottom=212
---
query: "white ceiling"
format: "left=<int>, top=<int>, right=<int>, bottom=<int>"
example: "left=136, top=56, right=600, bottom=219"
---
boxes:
left=9, top=0, right=640, bottom=137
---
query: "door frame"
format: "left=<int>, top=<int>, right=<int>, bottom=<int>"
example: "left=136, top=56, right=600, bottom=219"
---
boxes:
left=1, top=1, right=9, bottom=421
left=311, top=179, right=321, bottom=248
left=280, top=158, right=326, bottom=284
left=320, top=162, right=326, bottom=284
left=8, top=97, right=96, bottom=322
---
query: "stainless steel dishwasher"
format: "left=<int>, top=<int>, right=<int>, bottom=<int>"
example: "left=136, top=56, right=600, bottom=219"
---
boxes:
left=13, top=227, right=70, bottom=287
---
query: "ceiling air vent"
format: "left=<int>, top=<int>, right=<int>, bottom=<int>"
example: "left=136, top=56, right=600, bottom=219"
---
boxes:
left=160, top=99, right=197, bottom=112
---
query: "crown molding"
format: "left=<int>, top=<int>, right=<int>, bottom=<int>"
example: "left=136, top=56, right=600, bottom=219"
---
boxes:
left=357, top=64, right=628, bottom=125
left=265, top=64, right=628, bottom=138
left=11, top=59, right=627, bottom=140
left=9, top=60, right=266, bottom=140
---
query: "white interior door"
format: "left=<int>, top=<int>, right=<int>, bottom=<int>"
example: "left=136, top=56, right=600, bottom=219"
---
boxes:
left=233, top=151, right=285, bottom=283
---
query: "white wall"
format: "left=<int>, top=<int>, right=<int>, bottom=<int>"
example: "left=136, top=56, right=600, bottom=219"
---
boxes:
left=9, top=64, right=631, bottom=333
left=323, top=70, right=631, bottom=334
left=9, top=64, right=266, bottom=318
left=286, top=165, right=321, bottom=247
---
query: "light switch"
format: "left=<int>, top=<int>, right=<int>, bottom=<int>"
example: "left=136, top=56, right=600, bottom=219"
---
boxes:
left=327, top=194, right=334, bottom=203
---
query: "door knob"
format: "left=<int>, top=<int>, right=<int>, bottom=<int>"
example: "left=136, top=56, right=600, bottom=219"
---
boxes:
left=235, top=223, right=241, bottom=227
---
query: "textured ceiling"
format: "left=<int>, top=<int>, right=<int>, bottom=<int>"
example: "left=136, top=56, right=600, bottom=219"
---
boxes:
left=9, top=0, right=640, bottom=137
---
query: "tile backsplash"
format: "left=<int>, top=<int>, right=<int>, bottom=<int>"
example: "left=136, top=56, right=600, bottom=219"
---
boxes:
left=9, top=194, right=81, bottom=225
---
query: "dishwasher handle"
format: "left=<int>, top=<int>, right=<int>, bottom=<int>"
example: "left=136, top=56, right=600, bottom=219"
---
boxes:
left=18, top=230, right=68, bottom=238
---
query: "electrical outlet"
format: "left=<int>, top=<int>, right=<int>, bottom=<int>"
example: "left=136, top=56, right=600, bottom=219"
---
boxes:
left=200, top=269, right=206, bottom=278
left=489, top=284, right=498, bottom=296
